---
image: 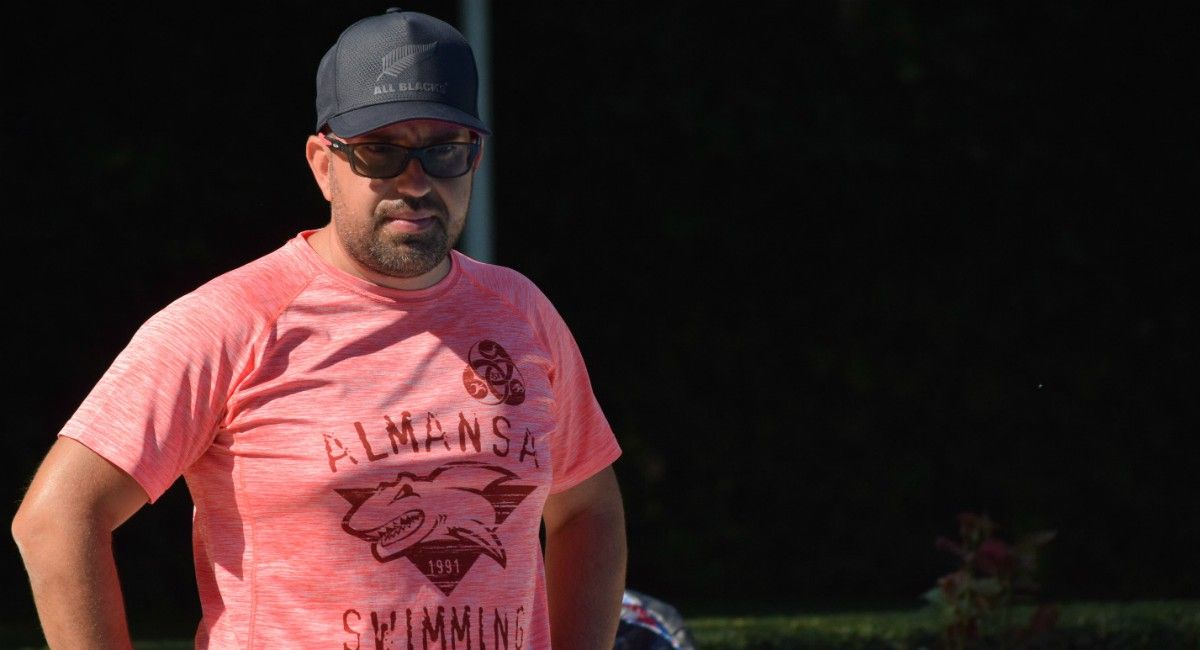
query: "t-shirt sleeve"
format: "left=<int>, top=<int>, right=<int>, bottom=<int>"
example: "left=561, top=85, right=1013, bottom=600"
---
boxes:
left=535, top=296, right=622, bottom=494
left=58, top=292, right=253, bottom=503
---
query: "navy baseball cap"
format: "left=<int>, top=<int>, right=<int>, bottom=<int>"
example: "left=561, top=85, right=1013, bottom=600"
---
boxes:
left=315, top=7, right=490, bottom=137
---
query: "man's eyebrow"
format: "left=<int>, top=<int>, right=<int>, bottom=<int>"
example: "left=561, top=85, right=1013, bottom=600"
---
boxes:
left=352, top=130, right=472, bottom=144
left=425, top=130, right=473, bottom=143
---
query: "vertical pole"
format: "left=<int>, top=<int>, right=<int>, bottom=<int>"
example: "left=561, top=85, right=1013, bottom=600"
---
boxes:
left=459, top=0, right=494, bottom=263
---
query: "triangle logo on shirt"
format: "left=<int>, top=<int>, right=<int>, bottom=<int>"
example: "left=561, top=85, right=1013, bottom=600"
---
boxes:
left=336, top=461, right=537, bottom=595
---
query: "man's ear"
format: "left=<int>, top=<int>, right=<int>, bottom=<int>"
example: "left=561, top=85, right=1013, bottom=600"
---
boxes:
left=305, top=134, right=334, bottom=201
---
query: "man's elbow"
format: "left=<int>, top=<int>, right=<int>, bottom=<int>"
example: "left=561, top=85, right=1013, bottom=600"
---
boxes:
left=12, top=500, right=40, bottom=554
left=12, top=498, right=102, bottom=565
left=12, top=499, right=56, bottom=563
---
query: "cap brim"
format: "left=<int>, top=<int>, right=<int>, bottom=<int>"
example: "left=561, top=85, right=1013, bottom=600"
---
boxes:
left=326, top=100, right=491, bottom=137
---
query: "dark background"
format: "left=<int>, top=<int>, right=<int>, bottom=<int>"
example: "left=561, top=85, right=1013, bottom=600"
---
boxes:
left=3, top=0, right=1197, bottom=641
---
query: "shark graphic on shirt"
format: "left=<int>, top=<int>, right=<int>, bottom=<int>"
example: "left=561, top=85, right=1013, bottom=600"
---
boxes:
left=336, top=461, right=536, bottom=594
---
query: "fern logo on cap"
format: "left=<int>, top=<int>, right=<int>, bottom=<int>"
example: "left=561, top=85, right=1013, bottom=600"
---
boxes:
left=377, top=43, right=437, bottom=83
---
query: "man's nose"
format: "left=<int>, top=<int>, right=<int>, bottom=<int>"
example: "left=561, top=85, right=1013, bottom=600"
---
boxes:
left=392, top=156, right=432, bottom=194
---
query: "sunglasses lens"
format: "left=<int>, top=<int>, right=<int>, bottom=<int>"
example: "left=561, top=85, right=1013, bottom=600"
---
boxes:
left=350, top=144, right=408, bottom=178
left=345, top=142, right=477, bottom=178
left=419, top=144, right=476, bottom=178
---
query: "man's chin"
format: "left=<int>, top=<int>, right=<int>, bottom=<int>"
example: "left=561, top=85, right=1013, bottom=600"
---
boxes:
left=365, top=241, right=447, bottom=279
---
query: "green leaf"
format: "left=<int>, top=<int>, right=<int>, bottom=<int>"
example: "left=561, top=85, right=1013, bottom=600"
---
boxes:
left=973, top=578, right=1004, bottom=597
left=922, top=587, right=947, bottom=606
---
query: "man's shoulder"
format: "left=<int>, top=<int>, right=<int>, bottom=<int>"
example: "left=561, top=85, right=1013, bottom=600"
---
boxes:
left=454, top=251, right=550, bottom=306
left=453, top=252, right=568, bottom=329
left=153, top=237, right=317, bottom=336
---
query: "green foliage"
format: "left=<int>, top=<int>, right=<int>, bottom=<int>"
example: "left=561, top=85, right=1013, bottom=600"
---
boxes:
left=687, top=600, right=1200, bottom=649
left=923, top=513, right=1058, bottom=648
left=689, top=610, right=942, bottom=649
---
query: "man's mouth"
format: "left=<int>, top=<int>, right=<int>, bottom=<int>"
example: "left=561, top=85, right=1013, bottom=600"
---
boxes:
left=382, top=215, right=437, bottom=233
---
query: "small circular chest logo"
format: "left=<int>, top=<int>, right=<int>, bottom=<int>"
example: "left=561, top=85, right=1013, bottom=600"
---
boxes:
left=462, top=340, right=525, bottom=406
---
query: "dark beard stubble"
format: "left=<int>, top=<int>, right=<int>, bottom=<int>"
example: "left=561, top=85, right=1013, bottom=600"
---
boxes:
left=362, top=216, right=449, bottom=278
left=332, top=186, right=467, bottom=279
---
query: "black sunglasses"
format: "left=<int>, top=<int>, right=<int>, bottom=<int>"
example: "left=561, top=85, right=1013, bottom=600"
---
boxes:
left=323, top=134, right=480, bottom=179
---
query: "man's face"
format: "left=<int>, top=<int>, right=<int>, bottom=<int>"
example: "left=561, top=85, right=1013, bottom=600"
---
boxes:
left=325, top=119, right=478, bottom=280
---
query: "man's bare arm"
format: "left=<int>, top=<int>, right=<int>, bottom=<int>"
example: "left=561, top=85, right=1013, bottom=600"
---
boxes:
left=542, top=465, right=627, bottom=649
left=11, top=436, right=149, bottom=649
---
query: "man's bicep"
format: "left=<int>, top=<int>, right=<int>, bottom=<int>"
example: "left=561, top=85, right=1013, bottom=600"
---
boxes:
left=542, top=465, right=623, bottom=534
left=15, top=436, right=149, bottom=534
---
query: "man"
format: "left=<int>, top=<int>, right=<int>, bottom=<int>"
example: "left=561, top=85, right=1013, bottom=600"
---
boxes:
left=12, top=8, right=626, bottom=649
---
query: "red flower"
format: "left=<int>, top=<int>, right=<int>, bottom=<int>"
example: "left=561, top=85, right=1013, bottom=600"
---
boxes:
left=975, top=538, right=1014, bottom=576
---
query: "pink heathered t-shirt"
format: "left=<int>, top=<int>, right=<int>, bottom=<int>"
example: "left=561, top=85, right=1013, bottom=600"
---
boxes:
left=58, top=230, right=622, bottom=650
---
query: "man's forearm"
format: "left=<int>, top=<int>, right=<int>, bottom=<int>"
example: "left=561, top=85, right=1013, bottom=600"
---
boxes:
left=544, top=506, right=627, bottom=649
left=14, top=524, right=134, bottom=650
